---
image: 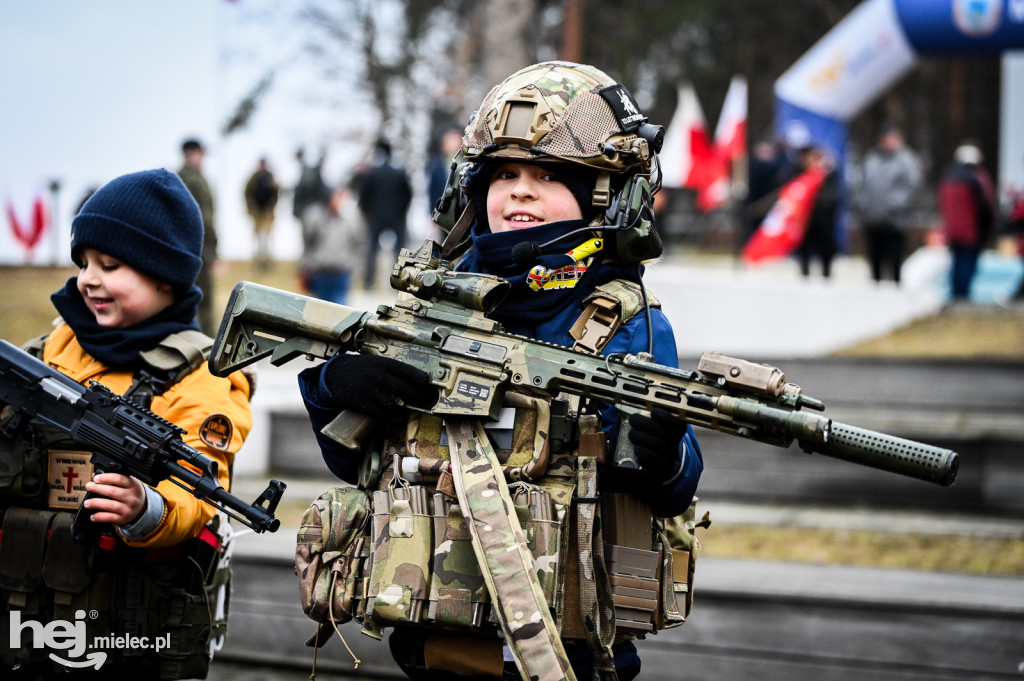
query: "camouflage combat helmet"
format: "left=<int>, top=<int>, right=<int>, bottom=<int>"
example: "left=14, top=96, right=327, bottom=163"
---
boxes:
left=462, top=61, right=663, bottom=176
left=434, top=62, right=666, bottom=263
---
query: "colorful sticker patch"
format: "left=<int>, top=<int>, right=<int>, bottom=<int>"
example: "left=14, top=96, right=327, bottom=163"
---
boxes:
left=199, top=414, right=233, bottom=451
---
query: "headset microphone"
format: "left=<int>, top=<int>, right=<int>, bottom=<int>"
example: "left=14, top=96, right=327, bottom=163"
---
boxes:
left=509, top=225, right=609, bottom=267
left=511, top=241, right=542, bottom=267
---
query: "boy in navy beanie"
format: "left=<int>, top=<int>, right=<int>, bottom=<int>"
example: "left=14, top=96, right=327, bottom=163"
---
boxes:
left=71, top=168, right=204, bottom=296
left=3, top=169, right=253, bottom=678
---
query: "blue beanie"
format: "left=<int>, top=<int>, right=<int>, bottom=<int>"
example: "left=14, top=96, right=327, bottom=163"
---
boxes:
left=466, top=159, right=599, bottom=225
left=70, top=169, right=204, bottom=292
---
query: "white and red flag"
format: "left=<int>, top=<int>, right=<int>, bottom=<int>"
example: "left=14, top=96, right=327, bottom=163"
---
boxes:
left=700, top=75, right=748, bottom=212
left=713, top=76, right=748, bottom=164
left=660, top=84, right=721, bottom=210
left=661, top=80, right=747, bottom=213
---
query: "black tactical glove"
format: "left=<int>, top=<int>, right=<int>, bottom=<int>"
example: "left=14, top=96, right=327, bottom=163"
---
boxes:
left=627, top=407, right=687, bottom=480
left=321, top=353, right=438, bottom=420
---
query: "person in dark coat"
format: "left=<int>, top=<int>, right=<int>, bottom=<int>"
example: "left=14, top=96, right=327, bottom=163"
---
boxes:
left=358, top=139, right=413, bottom=289
left=176, top=138, right=220, bottom=335
left=794, top=145, right=840, bottom=279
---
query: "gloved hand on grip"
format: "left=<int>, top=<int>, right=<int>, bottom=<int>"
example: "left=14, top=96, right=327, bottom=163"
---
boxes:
left=628, top=407, right=687, bottom=481
left=322, top=353, right=438, bottom=420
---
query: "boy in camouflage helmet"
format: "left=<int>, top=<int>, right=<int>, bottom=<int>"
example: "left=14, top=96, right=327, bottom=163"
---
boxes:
left=299, top=62, right=703, bottom=681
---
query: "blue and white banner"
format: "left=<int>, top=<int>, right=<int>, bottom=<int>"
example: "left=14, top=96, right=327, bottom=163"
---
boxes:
left=896, top=0, right=1024, bottom=55
left=774, top=0, right=918, bottom=123
left=775, top=0, right=1024, bottom=134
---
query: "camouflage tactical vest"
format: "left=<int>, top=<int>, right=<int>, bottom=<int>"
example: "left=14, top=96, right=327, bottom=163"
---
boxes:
left=0, top=330, right=234, bottom=680
left=296, top=281, right=709, bottom=679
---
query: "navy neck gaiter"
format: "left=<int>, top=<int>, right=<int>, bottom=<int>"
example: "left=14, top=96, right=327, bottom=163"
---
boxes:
left=50, top=278, right=202, bottom=370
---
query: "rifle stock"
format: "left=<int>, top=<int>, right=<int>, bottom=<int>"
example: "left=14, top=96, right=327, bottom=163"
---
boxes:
left=0, top=340, right=285, bottom=541
left=210, top=239, right=959, bottom=487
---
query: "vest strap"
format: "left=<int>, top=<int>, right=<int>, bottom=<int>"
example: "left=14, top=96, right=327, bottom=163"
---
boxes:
left=574, top=417, right=618, bottom=681
left=569, top=295, right=621, bottom=355
left=446, top=418, right=577, bottom=681
left=569, top=279, right=660, bottom=355
left=440, top=202, right=477, bottom=260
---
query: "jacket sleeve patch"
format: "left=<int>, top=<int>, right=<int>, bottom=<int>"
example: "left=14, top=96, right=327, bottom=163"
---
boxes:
left=199, top=414, right=233, bottom=451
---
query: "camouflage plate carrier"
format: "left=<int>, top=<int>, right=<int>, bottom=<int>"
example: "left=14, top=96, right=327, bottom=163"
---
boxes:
left=296, top=282, right=710, bottom=681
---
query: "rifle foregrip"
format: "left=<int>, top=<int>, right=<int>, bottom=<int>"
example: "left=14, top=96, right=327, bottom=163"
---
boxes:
left=812, top=422, right=959, bottom=487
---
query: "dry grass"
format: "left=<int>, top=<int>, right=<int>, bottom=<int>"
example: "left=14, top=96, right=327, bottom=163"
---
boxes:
left=834, top=305, right=1024, bottom=360
left=700, top=525, right=1024, bottom=576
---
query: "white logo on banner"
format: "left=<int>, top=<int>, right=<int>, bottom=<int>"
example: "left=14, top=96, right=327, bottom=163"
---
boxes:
left=953, top=0, right=1003, bottom=36
left=1008, top=0, right=1024, bottom=22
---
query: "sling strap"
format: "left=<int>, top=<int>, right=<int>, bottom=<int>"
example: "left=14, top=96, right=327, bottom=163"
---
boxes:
left=575, top=417, right=618, bottom=681
left=445, top=418, right=577, bottom=681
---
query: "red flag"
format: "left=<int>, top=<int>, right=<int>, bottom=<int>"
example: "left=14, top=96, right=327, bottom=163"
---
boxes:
left=6, top=195, right=49, bottom=257
left=690, top=132, right=730, bottom=213
left=741, top=166, right=827, bottom=264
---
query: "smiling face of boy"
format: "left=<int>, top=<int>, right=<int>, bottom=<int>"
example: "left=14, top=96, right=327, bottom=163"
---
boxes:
left=76, top=248, right=175, bottom=328
left=485, top=162, right=584, bottom=233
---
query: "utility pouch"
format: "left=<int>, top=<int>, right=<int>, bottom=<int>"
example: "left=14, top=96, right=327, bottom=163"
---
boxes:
left=296, top=486, right=371, bottom=638
left=653, top=498, right=709, bottom=628
left=0, top=507, right=55, bottom=597
left=40, top=512, right=92, bottom=594
left=426, top=494, right=489, bottom=627
left=159, top=578, right=228, bottom=681
left=601, top=493, right=659, bottom=635
left=365, top=483, right=433, bottom=627
left=513, top=484, right=566, bottom=608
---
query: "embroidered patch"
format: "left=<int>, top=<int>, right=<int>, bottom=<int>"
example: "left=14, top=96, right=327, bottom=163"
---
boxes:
left=527, top=257, right=594, bottom=291
left=199, top=414, right=233, bottom=451
left=47, top=449, right=93, bottom=509
left=598, top=84, right=645, bottom=132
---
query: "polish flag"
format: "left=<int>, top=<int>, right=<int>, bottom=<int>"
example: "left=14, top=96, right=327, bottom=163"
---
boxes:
left=660, top=85, right=715, bottom=192
left=713, top=76, right=747, bottom=164
left=698, top=76, right=748, bottom=212
left=660, top=83, right=736, bottom=213
left=741, top=165, right=827, bottom=264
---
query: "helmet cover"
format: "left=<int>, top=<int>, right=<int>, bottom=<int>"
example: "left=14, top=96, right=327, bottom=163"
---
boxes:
left=462, top=61, right=655, bottom=175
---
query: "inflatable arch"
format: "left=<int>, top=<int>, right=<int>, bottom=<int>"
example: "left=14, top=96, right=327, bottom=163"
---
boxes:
left=774, top=0, right=1024, bottom=165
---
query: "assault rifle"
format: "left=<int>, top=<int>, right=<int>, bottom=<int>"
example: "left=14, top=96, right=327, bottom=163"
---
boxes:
left=0, top=340, right=284, bottom=543
left=210, top=239, right=958, bottom=487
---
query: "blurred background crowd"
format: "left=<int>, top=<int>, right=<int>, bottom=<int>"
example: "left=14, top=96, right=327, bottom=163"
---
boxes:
left=3, top=0, right=1024, bottom=311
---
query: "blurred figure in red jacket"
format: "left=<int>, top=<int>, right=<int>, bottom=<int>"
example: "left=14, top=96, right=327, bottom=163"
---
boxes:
left=938, top=143, right=997, bottom=300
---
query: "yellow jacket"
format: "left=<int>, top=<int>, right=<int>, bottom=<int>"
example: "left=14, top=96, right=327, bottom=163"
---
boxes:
left=41, top=322, right=253, bottom=549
